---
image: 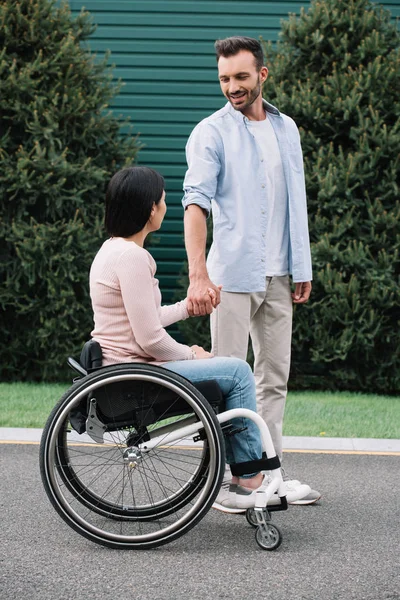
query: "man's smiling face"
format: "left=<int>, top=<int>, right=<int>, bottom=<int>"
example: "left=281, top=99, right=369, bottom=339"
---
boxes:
left=217, top=50, right=268, bottom=112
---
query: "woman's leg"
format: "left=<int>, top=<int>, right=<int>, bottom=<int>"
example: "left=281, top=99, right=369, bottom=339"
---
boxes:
left=163, top=357, right=263, bottom=484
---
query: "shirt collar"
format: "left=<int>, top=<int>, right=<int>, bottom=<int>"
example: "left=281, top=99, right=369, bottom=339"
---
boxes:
left=225, top=99, right=280, bottom=123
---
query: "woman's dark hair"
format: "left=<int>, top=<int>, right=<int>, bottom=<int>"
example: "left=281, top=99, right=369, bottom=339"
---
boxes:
left=105, top=166, right=165, bottom=237
left=214, top=36, right=264, bottom=71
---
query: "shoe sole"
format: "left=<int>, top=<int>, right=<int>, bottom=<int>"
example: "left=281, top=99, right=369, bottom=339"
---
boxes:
left=288, top=495, right=321, bottom=505
left=212, top=503, right=246, bottom=514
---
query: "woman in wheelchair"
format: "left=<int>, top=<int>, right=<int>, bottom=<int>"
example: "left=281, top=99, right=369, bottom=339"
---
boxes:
left=89, top=166, right=272, bottom=513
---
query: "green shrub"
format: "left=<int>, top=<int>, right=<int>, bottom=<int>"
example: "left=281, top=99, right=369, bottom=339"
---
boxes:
left=177, top=0, right=400, bottom=393
left=0, top=0, right=139, bottom=380
left=264, top=0, right=399, bottom=393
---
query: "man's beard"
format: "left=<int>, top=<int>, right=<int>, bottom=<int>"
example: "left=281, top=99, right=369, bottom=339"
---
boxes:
left=228, top=76, right=262, bottom=112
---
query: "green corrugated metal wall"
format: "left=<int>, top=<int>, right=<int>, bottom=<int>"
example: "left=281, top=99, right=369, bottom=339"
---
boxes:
left=70, top=0, right=399, bottom=304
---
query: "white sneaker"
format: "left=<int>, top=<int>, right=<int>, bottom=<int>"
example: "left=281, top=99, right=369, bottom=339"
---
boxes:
left=288, top=490, right=322, bottom=505
left=281, top=478, right=312, bottom=503
left=261, top=469, right=311, bottom=503
left=280, top=468, right=320, bottom=504
left=212, top=480, right=281, bottom=514
left=217, top=467, right=316, bottom=510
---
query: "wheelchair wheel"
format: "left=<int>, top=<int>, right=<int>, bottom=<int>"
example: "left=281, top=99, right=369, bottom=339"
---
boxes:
left=40, top=364, right=225, bottom=549
left=255, top=523, right=282, bottom=551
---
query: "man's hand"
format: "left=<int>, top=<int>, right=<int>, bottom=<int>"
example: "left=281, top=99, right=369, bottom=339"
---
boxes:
left=187, top=277, right=221, bottom=316
left=292, top=281, right=312, bottom=304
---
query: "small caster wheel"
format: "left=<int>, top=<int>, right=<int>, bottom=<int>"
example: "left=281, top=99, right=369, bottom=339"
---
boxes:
left=246, top=508, right=259, bottom=528
left=255, top=523, right=282, bottom=551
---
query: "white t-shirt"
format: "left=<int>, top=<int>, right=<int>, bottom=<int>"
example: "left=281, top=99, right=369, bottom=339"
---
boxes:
left=247, top=115, right=289, bottom=276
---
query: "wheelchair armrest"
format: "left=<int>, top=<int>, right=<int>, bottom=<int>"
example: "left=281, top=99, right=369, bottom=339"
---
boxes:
left=67, top=357, right=88, bottom=377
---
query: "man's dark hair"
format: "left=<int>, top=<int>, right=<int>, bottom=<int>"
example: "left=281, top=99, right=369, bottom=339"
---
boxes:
left=214, top=36, right=264, bottom=71
left=105, top=166, right=165, bottom=237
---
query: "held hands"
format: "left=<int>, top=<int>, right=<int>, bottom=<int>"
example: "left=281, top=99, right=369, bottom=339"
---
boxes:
left=292, top=281, right=312, bottom=304
left=186, top=278, right=221, bottom=358
left=187, top=276, right=222, bottom=316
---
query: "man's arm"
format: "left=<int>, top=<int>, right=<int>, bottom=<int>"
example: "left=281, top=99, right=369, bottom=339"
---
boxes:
left=184, top=205, right=221, bottom=316
left=182, top=122, right=222, bottom=316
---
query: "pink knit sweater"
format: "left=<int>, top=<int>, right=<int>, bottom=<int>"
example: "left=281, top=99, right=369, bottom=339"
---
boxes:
left=90, top=237, right=193, bottom=365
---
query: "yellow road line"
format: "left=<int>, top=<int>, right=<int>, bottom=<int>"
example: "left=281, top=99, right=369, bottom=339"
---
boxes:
left=1, top=439, right=399, bottom=455
left=0, top=440, right=41, bottom=445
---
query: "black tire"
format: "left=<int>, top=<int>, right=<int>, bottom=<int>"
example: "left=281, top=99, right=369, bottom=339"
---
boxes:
left=255, top=523, right=282, bottom=551
left=40, top=364, right=225, bottom=549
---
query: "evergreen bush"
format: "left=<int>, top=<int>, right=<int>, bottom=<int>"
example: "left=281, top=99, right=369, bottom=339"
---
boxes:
left=177, top=0, right=400, bottom=393
left=264, top=0, right=399, bottom=393
left=0, top=0, right=139, bottom=381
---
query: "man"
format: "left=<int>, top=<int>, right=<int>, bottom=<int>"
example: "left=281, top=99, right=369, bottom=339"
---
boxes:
left=182, top=36, right=320, bottom=509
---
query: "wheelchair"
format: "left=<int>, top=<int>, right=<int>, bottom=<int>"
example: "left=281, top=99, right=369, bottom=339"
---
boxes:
left=40, top=341, right=288, bottom=551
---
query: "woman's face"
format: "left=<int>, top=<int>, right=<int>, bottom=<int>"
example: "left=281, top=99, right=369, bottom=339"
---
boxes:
left=150, top=191, right=167, bottom=231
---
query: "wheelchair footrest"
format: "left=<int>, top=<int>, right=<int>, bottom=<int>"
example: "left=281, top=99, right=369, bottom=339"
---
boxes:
left=267, top=496, right=288, bottom=512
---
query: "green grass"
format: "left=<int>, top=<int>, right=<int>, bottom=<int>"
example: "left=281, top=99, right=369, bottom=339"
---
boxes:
left=0, top=383, right=69, bottom=428
left=283, top=391, right=400, bottom=439
left=0, top=383, right=399, bottom=439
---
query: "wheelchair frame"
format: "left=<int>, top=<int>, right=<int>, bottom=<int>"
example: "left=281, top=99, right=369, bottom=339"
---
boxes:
left=40, top=357, right=288, bottom=551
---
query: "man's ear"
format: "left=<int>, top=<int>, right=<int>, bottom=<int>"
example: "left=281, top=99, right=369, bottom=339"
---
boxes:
left=260, top=66, right=268, bottom=83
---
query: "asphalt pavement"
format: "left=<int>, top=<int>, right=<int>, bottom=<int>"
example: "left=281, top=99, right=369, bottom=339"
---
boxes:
left=1, top=442, right=399, bottom=600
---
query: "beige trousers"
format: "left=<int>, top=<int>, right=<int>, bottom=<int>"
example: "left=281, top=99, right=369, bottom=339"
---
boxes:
left=210, top=276, right=293, bottom=459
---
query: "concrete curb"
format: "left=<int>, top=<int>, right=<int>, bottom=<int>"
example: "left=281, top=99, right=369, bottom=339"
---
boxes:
left=1, top=427, right=399, bottom=453
left=281, top=435, right=400, bottom=453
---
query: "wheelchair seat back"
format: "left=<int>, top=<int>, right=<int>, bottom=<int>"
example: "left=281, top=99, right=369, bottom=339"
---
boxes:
left=80, top=339, right=103, bottom=371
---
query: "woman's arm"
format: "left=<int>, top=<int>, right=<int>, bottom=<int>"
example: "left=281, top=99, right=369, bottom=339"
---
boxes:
left=158, top=298, right=190, bottom=328
left=158, top=287, right=221, bottom=327
left=117, top=249, right=193, bottom=361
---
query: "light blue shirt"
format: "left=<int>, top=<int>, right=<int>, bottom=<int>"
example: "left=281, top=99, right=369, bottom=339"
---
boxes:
left=182, top=100, right=312, bottom=291
left=246, top=115, right=289, bottom=277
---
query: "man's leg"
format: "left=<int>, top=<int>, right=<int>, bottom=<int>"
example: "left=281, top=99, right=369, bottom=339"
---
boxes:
left=210, top=290, right=261, bottom=508
left=210, top=285, right=318, bottom=508
left=249, top=276, right=292, bottom=460
left=250, top=276, right=321, bottom=504
left=210, top=290, right=254, bottom=360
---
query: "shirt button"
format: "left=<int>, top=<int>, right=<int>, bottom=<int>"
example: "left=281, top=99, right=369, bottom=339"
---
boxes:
left=261, top=259, right=265, bottom=262
left=262, top=210, right=266, bottom=214
left=260, top=158, right=264, bottom=162
left=261, top=184, right=265, bottom=188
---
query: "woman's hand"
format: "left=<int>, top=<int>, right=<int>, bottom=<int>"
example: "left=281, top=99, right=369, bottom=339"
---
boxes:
left=191, top=345, right=213, bottom=359
left=207, top=285, right=222, bottom=308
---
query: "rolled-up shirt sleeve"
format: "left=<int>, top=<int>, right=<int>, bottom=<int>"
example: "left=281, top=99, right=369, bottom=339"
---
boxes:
left=182, top=122, right=222, bottom=217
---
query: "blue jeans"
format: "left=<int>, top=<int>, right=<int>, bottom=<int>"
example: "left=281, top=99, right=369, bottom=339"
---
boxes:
left=164, top=357, right=262, bottom=478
